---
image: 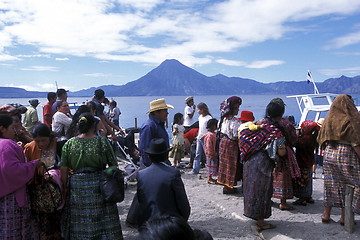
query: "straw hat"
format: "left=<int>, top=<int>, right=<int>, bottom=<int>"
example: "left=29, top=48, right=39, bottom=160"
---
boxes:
left=147, top=98, right=174, bottom=113
left=238, top=110, right=255, bottom=122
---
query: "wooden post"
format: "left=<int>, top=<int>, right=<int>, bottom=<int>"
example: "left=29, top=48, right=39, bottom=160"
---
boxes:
left=345, top=184, right=355, bottom=233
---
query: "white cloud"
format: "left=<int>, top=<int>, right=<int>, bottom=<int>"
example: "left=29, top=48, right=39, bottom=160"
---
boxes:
left=55, top=57, right=69, bottom=61
left=245, top=60, right=285, bottom=69
left=216, top=59, right=247, bottom=67
left=4, top=84, right=39, bottom=91
left=1, top=0, right=360, bottom=66
left=19, top=65, right=59, bottom=71
left=216, top=58, right=285, bottom=69
left=117, top=0, right=163, bottom=10
left=40, top=83, right=57, bottom=91
left=5, top=82, right=72, bottom=92
left=16, top=54, right=50, bottom=58
left=0, top=63, right=13, bottom=67
left=326, top=30, right=360, bottom=49
left=83, top=72, right=111, bottom=77
left=318, top=66, right=360, bottom=76
left=0, top=54, right=19, bottom=61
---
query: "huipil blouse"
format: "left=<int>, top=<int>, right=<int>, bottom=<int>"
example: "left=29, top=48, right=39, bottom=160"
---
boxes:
left=60, top=136, right=117, bottom=171
left=0, top=139, right=38, bottom=207
left=220, top=117, right=241, bottom=140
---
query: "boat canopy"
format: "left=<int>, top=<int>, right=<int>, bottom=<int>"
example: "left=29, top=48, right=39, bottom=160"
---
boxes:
left=286, top=93, right=338, bottom=125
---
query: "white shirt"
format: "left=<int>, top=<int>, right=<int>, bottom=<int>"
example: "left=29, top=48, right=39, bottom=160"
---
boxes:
left=197, top=114, right=212, bottom=139
left=109, top=107, right=121, bottom=121
left=220, top=117, right=241, bottom=140
left=52, top=111, right=72, bottom=136
left=184, top=105, right=196, bottom=127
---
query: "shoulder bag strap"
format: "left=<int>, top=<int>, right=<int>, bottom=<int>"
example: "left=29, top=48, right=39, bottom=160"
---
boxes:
left=97, top=136, right=107, bottom=170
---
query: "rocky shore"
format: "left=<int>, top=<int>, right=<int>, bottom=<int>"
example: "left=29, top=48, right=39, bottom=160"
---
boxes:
left=117, top=162, right=359, bottom=240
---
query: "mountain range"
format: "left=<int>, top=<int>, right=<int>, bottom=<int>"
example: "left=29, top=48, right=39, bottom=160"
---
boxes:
left=1, top=59, right=360, bottom=98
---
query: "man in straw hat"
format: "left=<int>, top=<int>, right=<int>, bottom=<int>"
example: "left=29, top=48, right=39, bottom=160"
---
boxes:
left=139, top=98, right=174, bottom=167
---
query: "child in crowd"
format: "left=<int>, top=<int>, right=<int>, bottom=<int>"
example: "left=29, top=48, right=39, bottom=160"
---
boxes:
left=238, top=110, right=264, bottom=133
left=169, top=113, right=185, bottom=168
left=108, top=100, right=121, bottom=127
left=203, top=118, right=219, bottom=184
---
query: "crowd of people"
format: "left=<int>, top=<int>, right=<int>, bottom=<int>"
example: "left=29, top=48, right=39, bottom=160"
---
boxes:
left=0, top=88, right=127, bottom=240
left=0, top=91, right=360, bottom=239
left=161, top=94, right=360, bottom=233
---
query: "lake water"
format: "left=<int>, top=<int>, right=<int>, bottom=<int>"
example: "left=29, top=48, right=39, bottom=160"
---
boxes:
left=1, top=94, right=309, bottom=129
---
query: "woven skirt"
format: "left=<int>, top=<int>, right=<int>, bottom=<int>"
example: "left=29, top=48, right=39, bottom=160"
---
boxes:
left=323, top=143, right=360, bottom=213
left=243, top=151, right=274, bottom=220
left=0, top=192, right=33, bottom=240
left=217, top=138, right=239, bottom=188
left=272, top=160, right=294, bottom=199
left=62, top=172, right=123, bottom=239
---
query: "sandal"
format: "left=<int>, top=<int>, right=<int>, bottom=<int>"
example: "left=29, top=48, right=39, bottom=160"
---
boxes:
left=340, top=220, right=356, bottom=226
left=184, top=164, right=193, bottom=169
left=279, top=204, right=294, bottom=211
left=207, top=178, right=217, bottom=185
left=256, top=223, right=276, bottom=232
left=321, top=216, right=330, bottom=224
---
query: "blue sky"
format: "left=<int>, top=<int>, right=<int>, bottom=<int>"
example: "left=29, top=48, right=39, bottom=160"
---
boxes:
left=1, top=0, right=360, bottom=92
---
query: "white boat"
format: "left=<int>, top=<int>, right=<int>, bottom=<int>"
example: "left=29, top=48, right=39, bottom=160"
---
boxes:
left=287, top=93, right=360, bottom=125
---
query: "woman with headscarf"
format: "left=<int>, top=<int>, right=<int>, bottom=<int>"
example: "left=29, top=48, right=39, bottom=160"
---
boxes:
left=270, top=98, right=300, bottom=210
left=239, top=102, right=286, bottom=231
left=217, top=96, right=242, bottom=194
left=317, top=94, right=360, bottom=225
left=294, top=120, right=320, bottom=206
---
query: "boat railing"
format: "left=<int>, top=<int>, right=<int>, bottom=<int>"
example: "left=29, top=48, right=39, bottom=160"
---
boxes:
left=287, top=93, right=338, bottom=124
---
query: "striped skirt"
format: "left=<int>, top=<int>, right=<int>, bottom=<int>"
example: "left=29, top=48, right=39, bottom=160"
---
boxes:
left=62, top=171, right=123, bottom=239
left=323, top=143, right=360, bottom=213
left=217, top=138, right=239, bottom=188
left=243, top=151, right=275, bottom=220
left=0, top=192, right=33, bottom=240
left=206, top=155, right=218, bottom=178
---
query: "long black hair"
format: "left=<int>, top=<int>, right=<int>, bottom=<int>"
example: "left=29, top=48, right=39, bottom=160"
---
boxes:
left=0, top=114, right=13, bottom=138
left=66, top=105, right=91, bottom=138
left=265, top=101, right=287, bottom=140
left=78, top=112, right=96, bottom=134
left=137, top=215, right=195, bottom=240
left=32, top=123, right=54, bottom=139
left=265, top=102, right=285, bottom=121
left=172, top=113, right=183, bottom=125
